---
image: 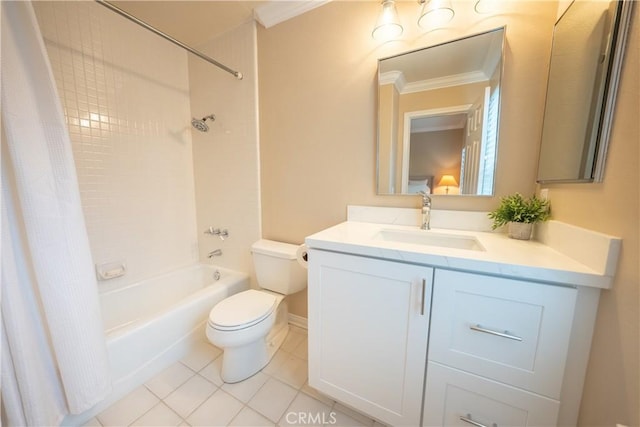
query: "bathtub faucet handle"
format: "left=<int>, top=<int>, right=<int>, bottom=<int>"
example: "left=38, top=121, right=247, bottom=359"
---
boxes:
left=208, top=249, right=223, bottom=258
left=204, top=226, right=219, bottom=235
left=204, top=227, right=229, bottom=240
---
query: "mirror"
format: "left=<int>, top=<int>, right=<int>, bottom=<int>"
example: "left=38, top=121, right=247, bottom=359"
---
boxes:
left=537, top=0, right=633, bottom=183
left=377, top=28, right=505, bottom=196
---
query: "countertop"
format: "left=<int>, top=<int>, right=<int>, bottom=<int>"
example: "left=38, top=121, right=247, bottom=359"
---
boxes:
left=305, top=221, right=617, bottom=289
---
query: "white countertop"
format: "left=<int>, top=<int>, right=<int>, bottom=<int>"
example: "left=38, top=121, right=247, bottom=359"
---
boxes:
left=305, top=221, right=617, bottom=289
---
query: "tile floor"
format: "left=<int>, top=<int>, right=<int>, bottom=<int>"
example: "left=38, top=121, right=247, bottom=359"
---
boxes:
left=86, top=326, right=385, bottom=427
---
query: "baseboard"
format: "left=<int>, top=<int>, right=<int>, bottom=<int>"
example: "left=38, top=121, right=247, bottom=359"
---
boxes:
left=288, top=313, right=308, bottom=329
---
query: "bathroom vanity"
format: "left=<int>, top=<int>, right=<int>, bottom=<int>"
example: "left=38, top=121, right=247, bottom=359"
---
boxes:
left=305, top=207, right=620, bottom=427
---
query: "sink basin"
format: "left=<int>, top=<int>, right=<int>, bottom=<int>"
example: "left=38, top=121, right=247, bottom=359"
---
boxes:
left=375, top=229, right=485, bottom=251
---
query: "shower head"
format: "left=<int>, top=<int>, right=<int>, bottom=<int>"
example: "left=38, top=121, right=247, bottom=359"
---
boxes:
left=191, top=114, right=215, bottom=132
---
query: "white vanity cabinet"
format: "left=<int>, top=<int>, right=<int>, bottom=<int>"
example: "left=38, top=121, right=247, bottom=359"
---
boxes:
left=306, top=217, right=616, bottom=427
left=307, top=249, right=433, bottom=427
left=423, top=270, right=581, bottom=427
left=308, top=249, right=601, bottom=427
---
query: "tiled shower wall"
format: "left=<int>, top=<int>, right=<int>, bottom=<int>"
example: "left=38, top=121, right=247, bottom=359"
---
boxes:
left=34, top=2, right=199, bottom=291
left=189, top=22, right=261, bottom=278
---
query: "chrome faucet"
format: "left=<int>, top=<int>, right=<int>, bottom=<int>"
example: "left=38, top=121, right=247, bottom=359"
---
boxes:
left=419, top=191, right=431, bottom=230
left=208, top=249, right=223, bottom=258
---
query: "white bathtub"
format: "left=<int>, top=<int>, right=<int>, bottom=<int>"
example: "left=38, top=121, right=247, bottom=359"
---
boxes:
left=63, top=264, right=249, bottom=425
left=101, top=264, right=249, bottom=386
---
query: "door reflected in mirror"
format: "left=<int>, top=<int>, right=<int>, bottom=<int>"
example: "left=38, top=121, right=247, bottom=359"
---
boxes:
left=377, top=27, right=504, bottom=196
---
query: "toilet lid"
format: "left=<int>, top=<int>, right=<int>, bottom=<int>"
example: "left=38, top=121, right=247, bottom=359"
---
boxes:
left=209, top=290, right=277, bottom=330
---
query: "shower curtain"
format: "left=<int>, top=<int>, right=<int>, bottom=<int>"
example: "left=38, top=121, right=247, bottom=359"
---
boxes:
left=1, top=2, right=112, bottom=425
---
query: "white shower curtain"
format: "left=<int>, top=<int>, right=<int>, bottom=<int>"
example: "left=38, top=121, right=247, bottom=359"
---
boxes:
left=1, top=2, right=112, bottom=425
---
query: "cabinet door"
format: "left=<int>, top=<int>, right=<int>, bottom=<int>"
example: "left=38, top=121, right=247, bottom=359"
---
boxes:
left=308, top=249, right=433, bottom=427
left=429, top=269, right=577, bottom=398
left=424, top=362, right=560, bottom=427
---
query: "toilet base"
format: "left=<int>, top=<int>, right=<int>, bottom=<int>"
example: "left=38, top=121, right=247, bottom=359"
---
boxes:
left=220, top=301, right=289, bottom=383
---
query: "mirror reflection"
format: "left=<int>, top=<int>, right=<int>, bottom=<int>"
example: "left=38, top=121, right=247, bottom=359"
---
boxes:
left=537, top=0, right=630, bottom=183
left=377, top=28, right=504, bottom=196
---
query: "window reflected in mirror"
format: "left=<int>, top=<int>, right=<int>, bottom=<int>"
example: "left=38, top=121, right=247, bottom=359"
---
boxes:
left=377, top=27, right=504, bottom=196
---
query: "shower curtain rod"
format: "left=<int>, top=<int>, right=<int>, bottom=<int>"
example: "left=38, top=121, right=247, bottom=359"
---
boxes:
left=94, top=0, right=243, bottom=80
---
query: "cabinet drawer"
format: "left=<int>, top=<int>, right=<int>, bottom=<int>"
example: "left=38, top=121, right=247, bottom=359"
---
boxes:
left=424, top=362, right=559, bottom=427
left=429, top=270, right=577, bottom=398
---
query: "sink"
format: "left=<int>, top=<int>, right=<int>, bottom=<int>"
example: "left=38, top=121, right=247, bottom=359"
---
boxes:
left=375, top=229, right=485, bottom=251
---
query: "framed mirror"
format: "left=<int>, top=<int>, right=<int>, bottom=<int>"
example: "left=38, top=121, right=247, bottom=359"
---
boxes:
left=537, top=0, right=633, bottom=183
left=377, top=27, right=505, bottom=196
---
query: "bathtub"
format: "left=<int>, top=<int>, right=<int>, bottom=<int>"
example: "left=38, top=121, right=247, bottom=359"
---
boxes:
left=101, top=264, right=249, bottom=387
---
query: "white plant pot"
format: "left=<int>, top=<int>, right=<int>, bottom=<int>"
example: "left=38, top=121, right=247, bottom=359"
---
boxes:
left=508, top=222, right=533, bottom=240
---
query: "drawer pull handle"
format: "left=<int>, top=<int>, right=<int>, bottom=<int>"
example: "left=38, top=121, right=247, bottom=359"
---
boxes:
left=420, top=278, right=426, bottom=316
left=460, top=414, right=496, bottom=427
left=470, top=324, right=522, bottom=341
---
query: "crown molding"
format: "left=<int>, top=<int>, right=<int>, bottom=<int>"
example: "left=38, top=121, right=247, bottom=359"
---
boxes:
left=379, top=70, right=406, bottom=93
left=403, top=70, right=488, bottom=94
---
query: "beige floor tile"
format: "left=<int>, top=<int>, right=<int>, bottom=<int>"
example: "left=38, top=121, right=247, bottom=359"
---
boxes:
left=271, top=353, right=308, bottom=389
left=186, top=389, right=243, bottom=427
left=163, top=375, right=217, bottom=418
left=199, top=355, right=224, bottom=386
left=331, top=402, right=375, bottom=427
left=281, top=329, right=306, bottom=353
left=262, top=349, right=289, bottom=376
left=131, top=402, right=183, bottom=426
left=221, top=371, right=269, bottom=403
left=181, top=339, right=222, bottom=372
left=247, top=377, right=298, bottom=423
left=145, top=362, right=195, bottom=399
left=300, top=382, right=335, bottom=407
left=279, top=392, right=333, bottom=427
left=228, top=407, right=275, bottom=427
left=97, top=386, right=159, bottom=427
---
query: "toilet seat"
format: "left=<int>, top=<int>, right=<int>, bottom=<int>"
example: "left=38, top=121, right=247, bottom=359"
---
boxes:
left=209, top=290, right=277, bottom=331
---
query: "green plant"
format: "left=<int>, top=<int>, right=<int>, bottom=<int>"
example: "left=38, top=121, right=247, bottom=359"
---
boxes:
left=488, top=193, right=550, bottom=230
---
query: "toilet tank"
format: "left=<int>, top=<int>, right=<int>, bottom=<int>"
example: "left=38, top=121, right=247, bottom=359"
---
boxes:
left=251, top=239, right=307, bottom=295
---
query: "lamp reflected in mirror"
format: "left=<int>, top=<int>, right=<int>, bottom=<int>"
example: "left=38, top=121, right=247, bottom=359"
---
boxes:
left=438, top=175, right=458, bottom=194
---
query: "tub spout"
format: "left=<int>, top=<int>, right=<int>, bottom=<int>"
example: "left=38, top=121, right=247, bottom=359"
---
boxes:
left=208, top=249, right=223, bottom=258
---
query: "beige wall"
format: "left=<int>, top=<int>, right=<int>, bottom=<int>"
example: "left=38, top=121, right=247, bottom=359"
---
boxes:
left=258, top=1, right=556, bottom=316
left=258, top=0, right=555, bottom=242
left=538, top=4, right=638, bottom=425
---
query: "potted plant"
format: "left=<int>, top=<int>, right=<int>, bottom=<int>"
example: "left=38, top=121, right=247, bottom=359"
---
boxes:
left=488, top=193, right=550, bottom=240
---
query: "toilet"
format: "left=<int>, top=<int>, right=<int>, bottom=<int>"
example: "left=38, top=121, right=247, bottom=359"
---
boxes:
left=206, top=239, right=307, bottom=383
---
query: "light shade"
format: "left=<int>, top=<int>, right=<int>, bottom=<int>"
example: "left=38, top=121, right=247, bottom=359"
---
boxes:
left=474, top=0, right=499, bottom=14
left=438, top=175, right=458, bottom=187
left=418, top=0, right=455, bottom=30
left=438, top=175, right=458, bottom=194
left=372, top=0, right=403, bottom=41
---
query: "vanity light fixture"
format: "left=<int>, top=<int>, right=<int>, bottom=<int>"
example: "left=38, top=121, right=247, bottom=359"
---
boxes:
left=438, top=175, right=459, bottom=194
left=417, top=0, right=455, bottom=30
left=372, top=0, right=404, bottom=41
